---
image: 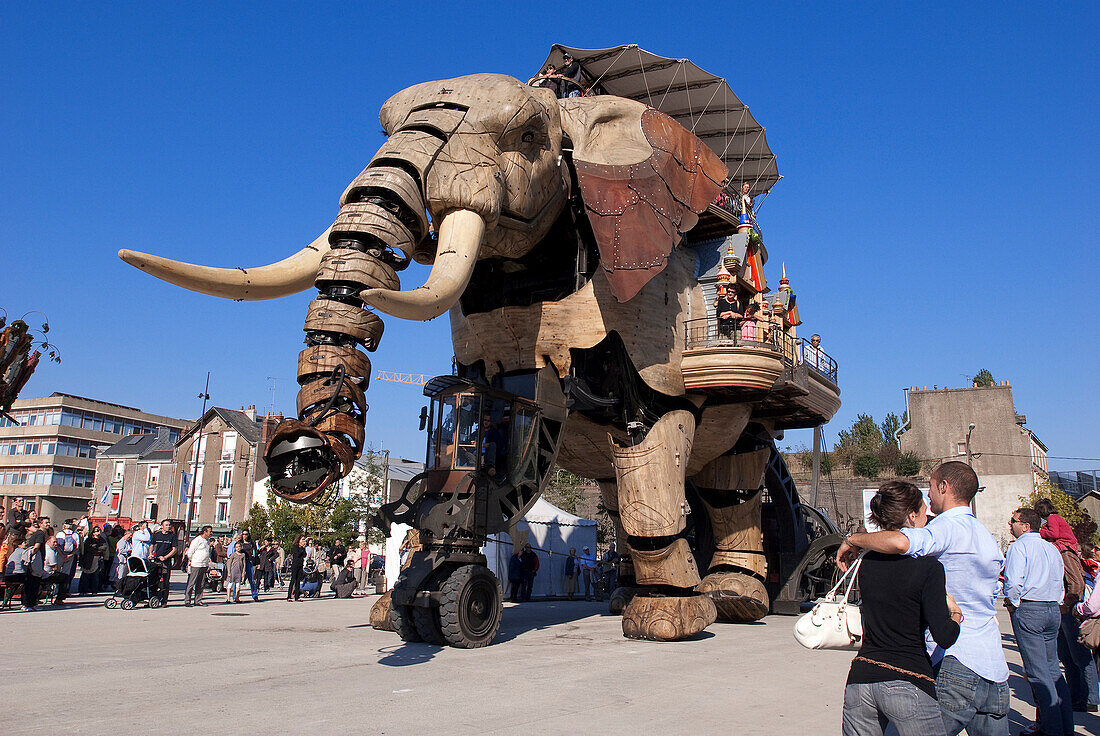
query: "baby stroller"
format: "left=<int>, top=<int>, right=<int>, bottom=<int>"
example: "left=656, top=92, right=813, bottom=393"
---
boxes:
left=104, top=557, right=164, bottom=610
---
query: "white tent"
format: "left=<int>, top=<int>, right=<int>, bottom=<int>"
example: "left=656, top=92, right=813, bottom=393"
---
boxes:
left=485, top=497, right=599, bottom=599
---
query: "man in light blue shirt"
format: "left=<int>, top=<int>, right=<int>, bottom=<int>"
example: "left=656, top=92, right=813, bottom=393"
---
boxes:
left=579, top=546, right=597, bottom=601
left=1004, top=506, right=1072, bottom=735
left=839, top=461, right=1009, bottom=736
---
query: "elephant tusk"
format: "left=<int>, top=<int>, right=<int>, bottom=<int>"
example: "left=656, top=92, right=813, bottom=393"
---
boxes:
left=118, top=229, right=332, bottom=301
left=360, top=209, right=484, bottom=321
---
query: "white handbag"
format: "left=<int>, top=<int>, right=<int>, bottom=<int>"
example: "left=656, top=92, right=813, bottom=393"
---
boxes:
left=793, top=553, right=864, bottom=651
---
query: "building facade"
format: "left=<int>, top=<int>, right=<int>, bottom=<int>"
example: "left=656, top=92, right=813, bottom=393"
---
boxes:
left=898, top=381, right=1048, bottom=545
left=0, top=393, right=188, bottom=522
left=91, top=428, right=177, bottom=526
left=164, top=407, right=273, bottom=532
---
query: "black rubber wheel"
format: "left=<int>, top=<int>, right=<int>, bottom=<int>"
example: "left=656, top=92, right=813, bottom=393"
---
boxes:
left=149, top=597, right=164, bottom=609
left=104, top=598, right=118, bottom=609
left=412, top=605, right=444, bottom=644
left=389, top=571, right=423, bottom=643
left=120, top=599, right=135, bottom=610
left=438, top=565, right=503, bottom=648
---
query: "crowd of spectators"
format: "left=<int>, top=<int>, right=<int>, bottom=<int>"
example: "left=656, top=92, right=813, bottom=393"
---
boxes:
left=0, top=500, right=385, bottom=611
left=838, top=465, right=1100, bottom=736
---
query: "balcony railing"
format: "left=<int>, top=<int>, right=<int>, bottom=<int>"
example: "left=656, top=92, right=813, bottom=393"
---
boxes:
left=683, top=317, right=838, bottom=384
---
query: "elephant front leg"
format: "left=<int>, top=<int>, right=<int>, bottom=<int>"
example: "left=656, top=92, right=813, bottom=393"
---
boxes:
left=610, top=410, right=717, bottom=641
left=693, top=449, right=771, bottom=622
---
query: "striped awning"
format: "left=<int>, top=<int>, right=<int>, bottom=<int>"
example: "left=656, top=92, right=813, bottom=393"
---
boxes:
left=540, top=44, right=781, bottom=197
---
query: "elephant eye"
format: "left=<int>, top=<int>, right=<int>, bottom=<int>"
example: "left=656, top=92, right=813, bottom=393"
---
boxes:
left=521, top=131, right=535, bottom=143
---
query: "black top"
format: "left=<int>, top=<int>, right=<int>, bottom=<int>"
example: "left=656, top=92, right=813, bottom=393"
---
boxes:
left=26, top=529, right=46, bottom=553
left=238, top=540, right=255, bottom=565
left=149, top=530, right=176, bottom=558
left=846, top=552, right=960, bottom=698
left=290, top=545, right=306, bottom=570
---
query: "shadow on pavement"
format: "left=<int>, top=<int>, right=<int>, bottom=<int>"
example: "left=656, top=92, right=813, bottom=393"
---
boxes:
left=377, top=642, right=443, bottom=666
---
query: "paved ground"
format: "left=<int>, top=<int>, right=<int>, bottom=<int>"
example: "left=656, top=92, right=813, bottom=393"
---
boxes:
left=2, top=585, right=1098, bottom=735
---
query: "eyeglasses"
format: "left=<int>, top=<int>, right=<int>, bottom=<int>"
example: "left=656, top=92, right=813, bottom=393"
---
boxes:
left=1009, top=518, right=1023, bottom=525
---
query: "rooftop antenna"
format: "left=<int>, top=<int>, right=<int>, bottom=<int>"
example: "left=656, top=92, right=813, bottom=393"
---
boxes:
left=266, top=376, right=278, bottom=415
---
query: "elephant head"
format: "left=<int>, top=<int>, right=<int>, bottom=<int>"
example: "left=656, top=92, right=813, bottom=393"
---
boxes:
left=120, top=73, right=727, bottom=314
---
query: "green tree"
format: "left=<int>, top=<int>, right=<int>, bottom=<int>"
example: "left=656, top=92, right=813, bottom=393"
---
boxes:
left=543, top=467, right=591, bottom=516
left=241, top=502, right=271, bottom=541
left=894, top=452, right=922, bottom=477
left=793, top=444, right=834, bottom=475
left=854, top=454, right=882, bottom=479
left=836, top=414, right=884, bottom=468
left=880, top=413, right=901, bottom=447
left=971, top=369, right=995, bottom=387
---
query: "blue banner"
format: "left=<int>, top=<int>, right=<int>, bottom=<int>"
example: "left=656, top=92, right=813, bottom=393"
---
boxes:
left=100, top=484, right=110, bottom=506
left=179, top=472, right=192, bottom=505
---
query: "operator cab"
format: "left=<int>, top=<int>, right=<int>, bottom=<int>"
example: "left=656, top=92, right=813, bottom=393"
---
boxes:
left=422, top=376, right=539, bottom=488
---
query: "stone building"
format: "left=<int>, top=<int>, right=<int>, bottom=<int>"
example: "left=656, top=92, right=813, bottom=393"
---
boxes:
left=164, top=407, right=273, bottom=532
left=898, top=382, right=1048, bottom=545
left=91, top=427, right=178, bottom=526
left=0, top=392, right=187, bottom=522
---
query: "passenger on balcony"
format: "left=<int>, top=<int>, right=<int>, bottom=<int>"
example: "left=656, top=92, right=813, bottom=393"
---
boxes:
left=804, top=334, right=824, bottom=371
left=737, top=181, right=759, bottom=234
left=558, top=54, right=584, bottom=98
left=740, top=303, right=760, bottom=343
left=527, top=65, right=560, bottom=97
left=713, top=284, right=742, bottom=341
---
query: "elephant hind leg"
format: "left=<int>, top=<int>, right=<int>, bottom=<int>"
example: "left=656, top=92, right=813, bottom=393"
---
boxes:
left=693, top=450, right=772, bottom=622
left=611, top=409, right=716, bottom=641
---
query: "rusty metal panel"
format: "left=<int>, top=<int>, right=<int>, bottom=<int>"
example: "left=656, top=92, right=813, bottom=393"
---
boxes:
left=576, top=108, right=727, bottom=302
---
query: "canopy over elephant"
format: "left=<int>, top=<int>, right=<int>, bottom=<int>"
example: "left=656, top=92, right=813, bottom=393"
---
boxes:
left=122, top=54, right=840, bottom=647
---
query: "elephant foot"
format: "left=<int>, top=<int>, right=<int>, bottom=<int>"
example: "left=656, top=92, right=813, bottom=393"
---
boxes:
left=608, top=586, right=637, bottom=615
left=370, top=590, right=395, bottom=631
left=697, top=571, right=769, bottom=623
left=621, top=593, right=717, bottom=641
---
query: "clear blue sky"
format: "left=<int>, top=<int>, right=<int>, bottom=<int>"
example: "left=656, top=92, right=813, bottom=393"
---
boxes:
left=2, top=3, right=1097, bottom=469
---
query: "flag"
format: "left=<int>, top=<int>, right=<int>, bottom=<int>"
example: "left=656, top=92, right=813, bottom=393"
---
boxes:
left=179, top=472, right=192, bottom=505
left=100, top=484, right=112, bottom=506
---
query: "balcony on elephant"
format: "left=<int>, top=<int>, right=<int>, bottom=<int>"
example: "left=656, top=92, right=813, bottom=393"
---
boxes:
left=680, top=319, right=841, bottom=430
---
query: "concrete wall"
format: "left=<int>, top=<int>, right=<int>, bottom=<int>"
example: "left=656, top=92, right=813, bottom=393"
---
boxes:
left=899, top=384, right=1039, bottom=547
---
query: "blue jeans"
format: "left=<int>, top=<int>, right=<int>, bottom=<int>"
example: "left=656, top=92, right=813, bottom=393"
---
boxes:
left=244, top=560, right=259, bottom=600
left=934, top=656, right=1010, bottom=736
left=842, top=681, right=947, bottom=736
left=1011, top=602, right=1074, bottom=735
left=1058, top=612, right=1100, bottom=709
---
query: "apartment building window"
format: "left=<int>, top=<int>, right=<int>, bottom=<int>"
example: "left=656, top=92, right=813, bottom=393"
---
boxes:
left=114, top=461, right=125, bottom=482
left=216, top=499, right=230, bottom=524
left=148, top=465, right=159, bottom=489
left=110, top=492, right=121, bottom=511
left=221, top=431, right=236, bottom=461
left=191, top=435, right=208, bottom=463
left=219, top=465, right=233, bottom=493
left=143, top=496, right=157, bottom=519
left=956, top=442, right=966, bottom=456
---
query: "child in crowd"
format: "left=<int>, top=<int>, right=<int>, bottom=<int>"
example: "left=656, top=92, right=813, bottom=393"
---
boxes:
left=226, top=544, right=245, bottom=603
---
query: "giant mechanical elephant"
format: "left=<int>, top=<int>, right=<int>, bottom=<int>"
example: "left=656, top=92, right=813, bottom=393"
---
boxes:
left=122, top=73, right=791, bottom=645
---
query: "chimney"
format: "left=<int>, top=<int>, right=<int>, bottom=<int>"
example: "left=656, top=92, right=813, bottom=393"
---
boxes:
left=244, top=405, right=256, bottom=421
left=261, top=413, right=284, bottom=445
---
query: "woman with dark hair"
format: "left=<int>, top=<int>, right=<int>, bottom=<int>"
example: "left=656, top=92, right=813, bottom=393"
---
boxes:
left=286, top=534, right=306, bottom=602
left=842, top=481, right=962, bottom=736
left=1034, top=498, right=1079, bottom=554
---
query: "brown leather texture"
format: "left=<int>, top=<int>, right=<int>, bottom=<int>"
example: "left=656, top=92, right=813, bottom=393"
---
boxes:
left=575, top=108, right=728, bottom=302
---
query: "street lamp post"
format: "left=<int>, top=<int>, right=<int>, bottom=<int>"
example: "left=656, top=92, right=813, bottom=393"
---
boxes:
left=965, top=423, right=976, bottom=467
left=184, top=373, right=211, bottom=539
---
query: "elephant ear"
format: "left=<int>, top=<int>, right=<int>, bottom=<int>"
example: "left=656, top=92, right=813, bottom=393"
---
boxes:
left=561, top=98, right=729, bottom=302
